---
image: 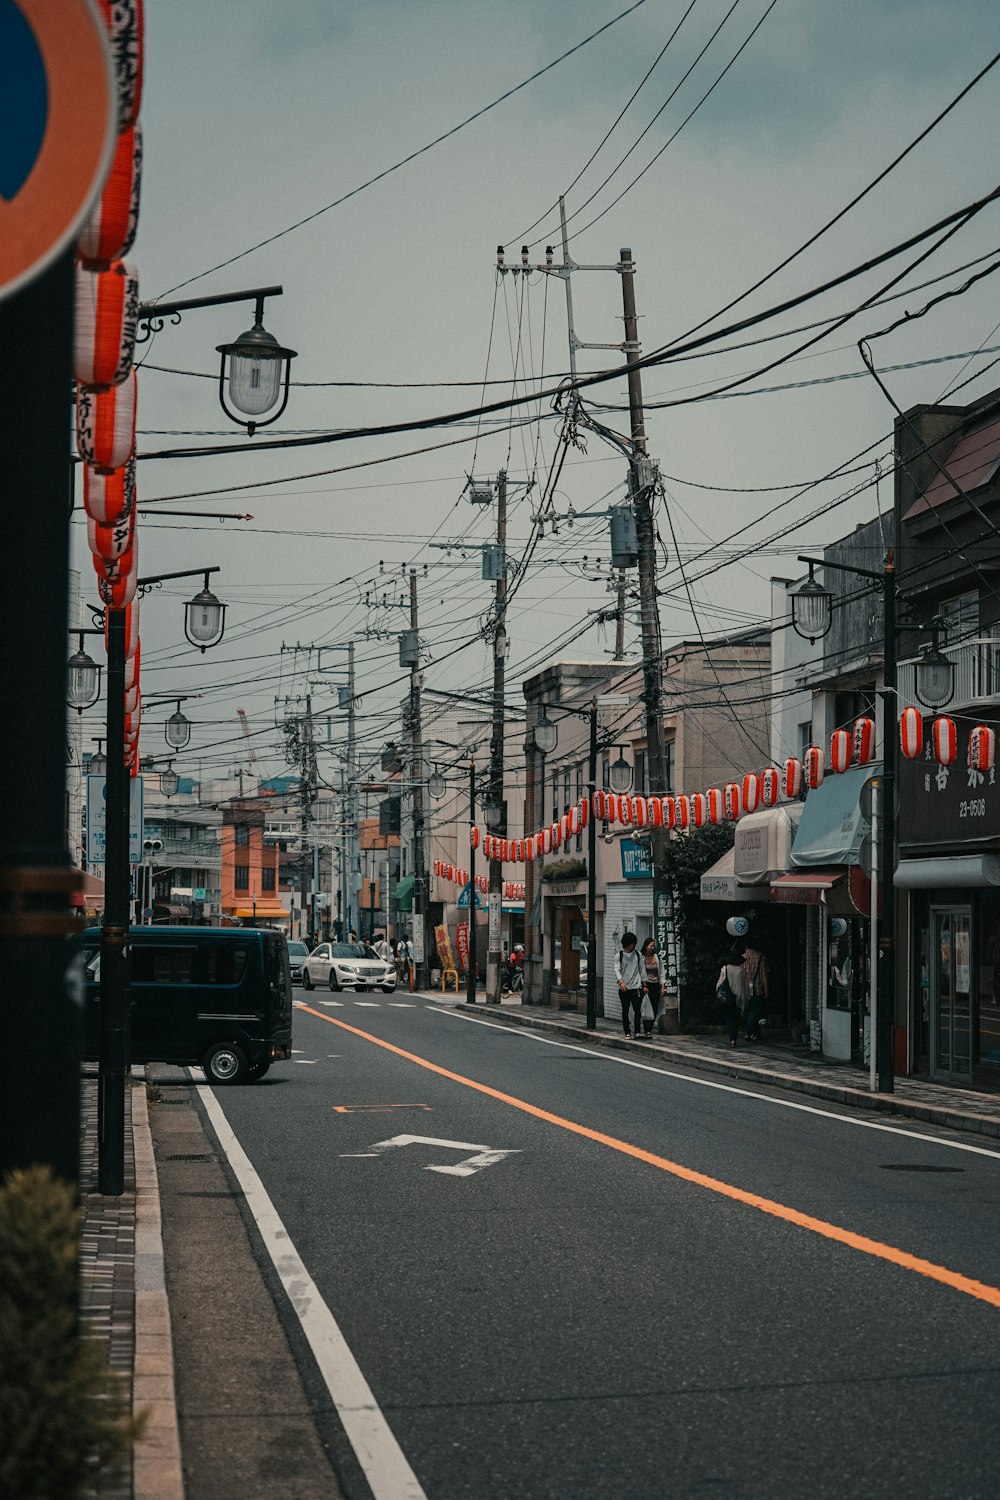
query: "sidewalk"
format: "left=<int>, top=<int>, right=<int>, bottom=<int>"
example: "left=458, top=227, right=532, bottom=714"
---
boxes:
left=79, top=1072, right=184, bottom=1500
left=460, top=998, right=1000, bottom=1140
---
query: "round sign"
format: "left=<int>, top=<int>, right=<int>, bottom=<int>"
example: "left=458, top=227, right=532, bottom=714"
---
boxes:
left=0, top=0, right=116, bottom=303
left=726, top=916, right=749, bottom=938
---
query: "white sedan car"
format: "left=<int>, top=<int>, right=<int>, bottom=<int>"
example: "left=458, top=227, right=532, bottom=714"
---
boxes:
left=301, top=941, right=397, bottom=993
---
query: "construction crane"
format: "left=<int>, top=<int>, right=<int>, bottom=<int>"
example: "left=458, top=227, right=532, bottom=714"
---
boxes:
left=236, top=708, right=259, bottom=796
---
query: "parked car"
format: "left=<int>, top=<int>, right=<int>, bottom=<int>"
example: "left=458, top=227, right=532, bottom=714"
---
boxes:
left=80, top=925, right=292, bottom=1084
left=286, top=939, right=310, bottom=984
left=301, top=941, right=397, bottom=993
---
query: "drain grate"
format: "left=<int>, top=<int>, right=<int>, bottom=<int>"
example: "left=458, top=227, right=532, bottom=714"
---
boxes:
left=164, top=1153, right=214, bottom=1162
left=879, top=1163, right=965, bottom=1173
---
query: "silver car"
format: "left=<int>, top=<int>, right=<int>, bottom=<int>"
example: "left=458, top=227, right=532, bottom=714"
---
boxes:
left=301, top=941, right=397, bottom=994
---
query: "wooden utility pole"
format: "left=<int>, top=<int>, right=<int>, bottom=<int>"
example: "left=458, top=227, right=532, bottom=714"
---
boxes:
left=409, top=569, right=428, bottom=988
left=615, top=570, right=627, bottom=659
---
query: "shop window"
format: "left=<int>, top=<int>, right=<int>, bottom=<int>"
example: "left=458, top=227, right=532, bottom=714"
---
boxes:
left=234, top=864, right=249, bottom=891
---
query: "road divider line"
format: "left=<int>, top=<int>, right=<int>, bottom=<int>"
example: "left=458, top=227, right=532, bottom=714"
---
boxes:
left=297, top=1003, right=1000, bottom=1311
left=193, top=1075, right=427, bottom=1500
left=434, top=1007, right=1000, bottom=1162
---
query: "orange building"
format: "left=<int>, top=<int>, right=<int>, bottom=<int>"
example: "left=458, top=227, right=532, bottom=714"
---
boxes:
left=220, top=800, right=290, bottom=926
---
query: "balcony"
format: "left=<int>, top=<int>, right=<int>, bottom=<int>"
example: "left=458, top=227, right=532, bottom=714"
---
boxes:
left=898, top=627, right=1000, bottom=712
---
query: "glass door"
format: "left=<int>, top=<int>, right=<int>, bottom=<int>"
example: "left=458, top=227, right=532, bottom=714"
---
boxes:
left=931, top=907, right=973, bottom=1084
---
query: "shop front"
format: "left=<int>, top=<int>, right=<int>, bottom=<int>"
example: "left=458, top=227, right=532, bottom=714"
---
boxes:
left=898, top=717, right=1000, bottom=1089
left=771, top=766, right=875, bottom=1061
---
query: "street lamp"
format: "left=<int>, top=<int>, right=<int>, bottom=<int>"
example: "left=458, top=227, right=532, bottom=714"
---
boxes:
left=428, top=767, right=446, bottom=800
left=533, top=709, right=559, bottom=755
left=609, top=751, right=633, bottom=793
left=216, top=296, right=297, bottom=436
left=790, top=564, right=833, bottom=643
left=67, top=632, right=102, bottom=712
left=164, top=701, right=191, bottom=749
left=159, top=764, right=178, bottom=798
left=88, top=740, right=108, bottom=778
left=914, top=634, right=955, bottom=710
left=184, top=573, right=227, bottom=652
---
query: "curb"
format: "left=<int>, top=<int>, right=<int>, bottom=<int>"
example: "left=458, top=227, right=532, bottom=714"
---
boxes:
left=131, top=1069, right=185, bottom=1500
left=470, top=1005, right=1000, bottom=1141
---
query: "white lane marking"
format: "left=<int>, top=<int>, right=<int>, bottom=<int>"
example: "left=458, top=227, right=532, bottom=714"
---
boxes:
left=389, top=1003, right=416, bottom=1008
left=294, top=1059, right=319, bottom=1065
left=194, top=1076, right=427, bottom=1500
left=318, top=1000, right=344, bottom=1007
left=354, top=1001, right=380, bottom=1008
left=339, top=1153, right=380, bottom=1158
left=434, top=1010, right=1000, bottom=1162
left=368, top=1133, right=521, bottom=1178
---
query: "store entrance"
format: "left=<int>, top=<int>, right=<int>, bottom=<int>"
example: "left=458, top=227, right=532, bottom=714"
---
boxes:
left=930, top=906, right=973, bottom=1084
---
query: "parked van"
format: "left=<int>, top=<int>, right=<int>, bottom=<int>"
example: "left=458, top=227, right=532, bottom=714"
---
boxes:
left=81, top=926, right=293, bottom=1084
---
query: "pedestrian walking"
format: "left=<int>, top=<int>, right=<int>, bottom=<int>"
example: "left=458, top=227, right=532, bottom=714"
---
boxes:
left=742, top=940, right=769, bottom=1041
left=614, top=931, right=643, bottom=1039
left=372, top=931, right=391, bottom=962
left=640, top=937, right=665, bottom=1038
left=716, top=945, right=749, bottom=1047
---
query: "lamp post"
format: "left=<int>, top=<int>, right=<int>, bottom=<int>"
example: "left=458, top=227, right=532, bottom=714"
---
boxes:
left=98, top=564, right=225, bottom=1194
left=791, top=549, right=954, bottom=1093
left=533, top=701, right=600, bottom=1030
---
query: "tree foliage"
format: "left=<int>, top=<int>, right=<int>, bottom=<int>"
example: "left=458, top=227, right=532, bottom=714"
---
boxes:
left=660, top=825, right=734, bottom=1025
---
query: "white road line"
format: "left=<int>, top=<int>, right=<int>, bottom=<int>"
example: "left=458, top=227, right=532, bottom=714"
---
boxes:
left=434, top=1010, right=1000, bottom=1162
left=389, top=1003, right=416, bottom=1008
left=294, top=1059, right=319, bottom=1065
left=194, top=1077, right=427, bottom=1500
left=354, top=1001, right=380, bottom=1007
left=318, top=1000, right=344, bottom=1007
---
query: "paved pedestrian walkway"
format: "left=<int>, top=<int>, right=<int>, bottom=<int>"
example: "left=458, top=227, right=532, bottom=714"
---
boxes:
left=79, top=1072, right=184, bottom=1500
left=463, top=999, right=1000, bottom=1140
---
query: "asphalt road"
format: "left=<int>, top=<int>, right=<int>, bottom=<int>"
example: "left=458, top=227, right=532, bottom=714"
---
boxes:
left=202, top=995, right=1000, bottom=1500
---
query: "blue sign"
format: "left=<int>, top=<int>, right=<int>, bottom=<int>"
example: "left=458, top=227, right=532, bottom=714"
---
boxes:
left=457, top=882, right=486, bottom=910
left=620, top=838, right=652, bottom=880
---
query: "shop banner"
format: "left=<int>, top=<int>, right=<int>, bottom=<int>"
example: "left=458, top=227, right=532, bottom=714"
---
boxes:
left=435, top=924, right=455, bottom=971
left=898, top=714, right=1000, bottom=850
left=455, top=922, right=469, bottom=975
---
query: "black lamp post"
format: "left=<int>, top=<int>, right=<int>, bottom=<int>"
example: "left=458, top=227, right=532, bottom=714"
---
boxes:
left=97, top=564, right=224, bottom=1194
left=791, top=550, right=954, bottom=1093
left=533, top=700, right=600, bottom=1031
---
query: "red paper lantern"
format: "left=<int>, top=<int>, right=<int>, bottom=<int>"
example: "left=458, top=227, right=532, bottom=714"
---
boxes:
left=618, top=796, right=633, bottom=828
left=541, top=827, right=552, bottom=855
left=691, top=792, right=707, bottom=829
left=707, top=787, right=724, bottom=824
left=805, top=746, right=825, bottom=790
left=433, top=860, right=441, bottom=876
left=593, top=790, right=606, bottom=821
left=95, top=0, right=145, bottom=129
left=969, top=726, right=996, bottom=772
left=74, top=260, right=139, bottom=390
left=87, top=506, right=134, bottom=561
left=83, top=457, right=134, bottom=525
left=900, top=707, right=924, bottom=761
left=123, top=643, right=139, bottom=692
left=781, top=758, right=803, bottom=800
left=675, top=795, right=690, bottom=831
left=853, top=716, right=875, bottom=767
left=663, top=796, right=676, bottom=830
left=760, top=768, right=779, bottom=808
left=524, top=835, right=534, bottom=861
left=77, top=370, right=136, bottom=471
left=124, top=684, right=139, bottom=716
left=830, top=729, right=852, bottom=775
left=723, top=783, right=741, bottom=821
left=470, top=826, right=480, bottom=849
left=633, top=797, right=647, bottom=830
left=932, top=716, right=957, bottom=767
left=741, top=773, right=760, bottom=816
left=579, top=796, right=589, bottom=829
left=648, top=795, right=663, bottom=827
left=95, top=536, right=137, bottom=609
left=78, top=125, right=142, bottom=269
left=551, top=821, right=561, bottom=849
left=605, top=794, right=619, bottom=825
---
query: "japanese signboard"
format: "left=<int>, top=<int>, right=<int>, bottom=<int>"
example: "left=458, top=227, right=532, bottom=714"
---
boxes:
left=86, top=775, right=144, bottom=865
left=898, top=715, right=1000, bottom=851
left=620, top=838, right=652, bottom=880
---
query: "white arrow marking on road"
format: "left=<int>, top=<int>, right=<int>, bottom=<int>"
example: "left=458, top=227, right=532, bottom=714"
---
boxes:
left=367, top=1133, right=521, bottom=1177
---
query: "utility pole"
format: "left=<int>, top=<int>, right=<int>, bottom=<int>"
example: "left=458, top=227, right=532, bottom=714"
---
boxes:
left=466, top=758, right=478, bottom=1004
left=620, top=248, right=674, bottom=1026
left=347, top=640, right=359, bottom=940
left=298, top=695, right=315, bottom=942
left=615, top=571, right=627, bottom=659
left=487, top=471, right=508, bottom=1005
left=409, top=570, right=428, bottom=989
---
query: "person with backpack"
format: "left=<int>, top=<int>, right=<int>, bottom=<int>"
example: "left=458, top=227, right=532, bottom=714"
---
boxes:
left=742, top=940, right=769, bottom=1042
left=614, top=931, right=643, bottom=1039
left=639, top=936, right=666, bottom=1038
left=716, top=944, right=749, bottom=1047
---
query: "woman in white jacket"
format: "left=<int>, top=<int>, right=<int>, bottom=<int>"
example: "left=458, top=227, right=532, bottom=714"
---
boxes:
left=717, top=945, right=749, bottom=1048
left=639, top=937, right=666, bottom=1038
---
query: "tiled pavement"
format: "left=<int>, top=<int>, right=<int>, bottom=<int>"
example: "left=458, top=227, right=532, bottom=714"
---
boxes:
left=465, top=1000, right=1000, bottom=1139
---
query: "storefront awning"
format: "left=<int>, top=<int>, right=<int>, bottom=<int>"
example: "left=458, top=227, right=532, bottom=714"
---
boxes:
left=771, top=870, right=842, bottom=905
left=733, top=804, right=802, bottom=885
left=232, top=905, right=291, bottom=920
left=896, top=853, right=1000, bottom=888
left=791, top=764, right=875, bottom=867
left=700, top=846, right=770, bottom=903
left=395, top=874, right=414, bottom=911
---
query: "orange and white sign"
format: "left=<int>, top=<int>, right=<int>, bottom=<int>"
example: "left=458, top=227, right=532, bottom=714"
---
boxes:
left=0, top=0, right=115, bottom=302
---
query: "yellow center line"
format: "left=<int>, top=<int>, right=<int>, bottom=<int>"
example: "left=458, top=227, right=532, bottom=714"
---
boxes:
left=298, top=1003, right=1000, bottom=1310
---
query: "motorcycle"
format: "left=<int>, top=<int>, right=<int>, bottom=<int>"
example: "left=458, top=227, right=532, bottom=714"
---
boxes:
left=501, top=960, right=524, bottom=994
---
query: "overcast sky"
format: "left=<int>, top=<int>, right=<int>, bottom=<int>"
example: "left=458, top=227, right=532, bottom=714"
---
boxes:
left=71, top=0, right=1000, bottom=790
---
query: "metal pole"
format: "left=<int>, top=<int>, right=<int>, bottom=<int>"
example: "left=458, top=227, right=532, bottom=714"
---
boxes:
left=878, top=555, right=897, bottom=1092
left=523, top=730, right=537, bottom=1003
left=0, top=250, right=80, bottom=1188
left=620, top=249, right=672, bottom=1021
left=99, top=608, right=131, bottom=1195
left=615, top=571, right=627, bottom=660
left=869, top=779, right=879, bottom=1092
left=586, top=701, right=598, bottom=1031
left=347, top=642, right=359, bottom=941
left=487, top=471, right=508, bottom=1004
left=466, top=758, right=478, bottom=1004
left=409, top=570, right=427, bottom=989
left=299, top=694, right=312, bottom=941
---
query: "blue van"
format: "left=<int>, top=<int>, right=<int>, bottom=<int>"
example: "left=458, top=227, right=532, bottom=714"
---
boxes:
left=81, top=926, right=293, bottom=1084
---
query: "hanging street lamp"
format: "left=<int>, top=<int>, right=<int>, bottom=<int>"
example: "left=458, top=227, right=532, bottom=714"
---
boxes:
left=164, top=701, right=191, bottom=749
left=533, top=709, right=559, bottom=755
left=609, top=751, right=633, bottom=794
left=184, top=572, right=227, bottom=652
left=67, top=630, right=103, bottom=712
left=790, top=564, right=834, bottom=644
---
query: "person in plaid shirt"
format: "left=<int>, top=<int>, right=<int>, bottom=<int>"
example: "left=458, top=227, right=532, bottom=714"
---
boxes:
left=742, top=942, right=768, bottom=1041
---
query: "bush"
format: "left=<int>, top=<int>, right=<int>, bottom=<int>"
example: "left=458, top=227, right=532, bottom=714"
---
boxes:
left=0, top=1165, right=145, bottom=1499
left=540, top=857, right=587, bottom=882
left=659, top=824, right=735, bottom=1026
